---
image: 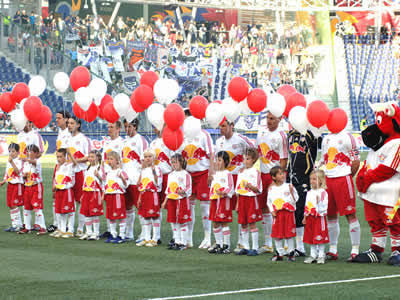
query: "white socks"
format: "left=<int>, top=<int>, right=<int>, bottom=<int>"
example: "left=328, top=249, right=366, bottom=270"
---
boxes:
left=349, top=219, right=361, bottom=255
left=143, top=220, right=152, bottom=241
left=93, top=217, right=100, bottom=235
left=58, top=214, right=67, bottom=233
left=10, top=208, right=22, bottom=228
left=110, top=221, right=117, bottom=238
left=328, top=218, right=340, bottom=254
left=119, top=219, right=126, bottom=239
left=171, top=223, right=178, bottom=241
left=275, top=239, right=284, bottom=256
left=241, top=227, right=250, bottom=250
left=213, top=226, right=223, bottom=246
left=287, top=238, right=294, bottom=253
left=262, top=213, right=273, bottom=247
left=251, top=228, right=259, bottom=250
left=238, top=224, right=243, bottom=246
left=152, top=218, right=161, bottom=241
left=138, top=215, right=145, bottom=239
left=318, top=244, right=326, bottom=258
left=34, top=209, right=46, bottom=229
left=23, top=209, right=32, bottom=230
left=85, top=217, right=93, bottom=235
left=188, top=202, right=196, bottom=245
left=125, top=208, right=135, bottom=239
left=67, top=212, right=75, bottom=233
left=180, top=223, right=189, bottom=246
left=52, top=202, right=58, bottom=227
left=296, top=227, right=305, bottom=252
left=310, top=244, right=317, bottom=258
left=222, top=226, right=231, bottom=247
left=200, top=202, right=211, bottom=241
left=77, top=212, right=85, bottom=232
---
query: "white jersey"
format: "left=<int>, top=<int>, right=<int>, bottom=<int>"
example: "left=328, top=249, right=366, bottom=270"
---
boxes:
left=321, top=132, right=360, bottom=178
left=3, top=158, right=24, bottom=184
left=138, top=166, right=162, bottom=193
left=17, top=130, right=44, bottom=158
left=122, top=134, right=148, bottom=184
left=23, top=159, right=42, bottom=186
left=180, top=130, right=213, bottom=173
left=210, top=170, right=234, bottom=199
left=359, top=139, right=400, bottom=207
left=305, top=188, right=328, bottom=217
left=215, top=132, right=255, bottom=174
left=53, top=162, right=75, bottom=190
left=103, top=136, right=124, bottom=173
left=104, top=168, right=128, bottom=194
left=67, top=132, right=91, bottom=172
left=150, top=137, right=173, bottom=175
left=56, top=128, right=71, bottom=150
left=83, top=165, right=104, bottom=192
left=257, top=127, right=288, bottom=174
left=165, top=170, right=192, bottom=200
left=235, top=167, right=262, bottom=197
left=267, top=183, right=298, bottom=213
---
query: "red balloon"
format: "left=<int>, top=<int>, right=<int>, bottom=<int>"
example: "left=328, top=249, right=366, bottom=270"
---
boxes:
left=307, top=100, right=330, bottom=128
left=24, top=96, right=43, bottom=122
left=140, top=71, right=159, bottom=89
left=83, top=102, right=99, bottom=123
left=34, top=106, right=52, bottom=129
left=98, top=94, right=113, bottom=119
left=228, top=77, right=249, bottom=102
left=0, top=92, right=16, bottom=113
left=189, top=96, right=208, bottom=119
left=73, top=101, right=85, bottom=119
left=134, top=85, right=154, bottom=109
left=103, top=103, right=120, bottom=123
left=277, top=84, right=297, bottom=99
left=11, top=82, right=30, bottom=104
left=247, top=88, right=267, bottom=113
left=70, top=66, right=91, bottom=92
left=130, top=92, right=145, bottom=113
left=164, top=103, right=184, bottom=131
left=162, top=127, right=184, bottom=151
left=327, top=108, right=348, bottom=133
left=283, top=92, right=305, bottom=118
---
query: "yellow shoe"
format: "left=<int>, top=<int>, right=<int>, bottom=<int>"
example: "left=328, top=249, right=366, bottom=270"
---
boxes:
left=258, top=245, right=274, bottom=254
left=75, top=230, right=84, bottom=238
left=136, top=240, right=148, bottom=247
left=145, top=240, right=157, bottom=247
left=61, top=232, right=74, bottom=239
left=53, top=230, right=63, bottom=238
left=49, top=230, right=60, bottom=237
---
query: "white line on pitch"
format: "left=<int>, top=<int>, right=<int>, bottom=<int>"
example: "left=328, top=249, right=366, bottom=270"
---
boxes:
left=147, top=274, right=400, bottom=300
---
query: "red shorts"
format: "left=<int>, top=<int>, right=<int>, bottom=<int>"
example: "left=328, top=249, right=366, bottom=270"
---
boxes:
left=138, top=191, right=160, bottom=218
left=258, top=173, right=273, bottom=210
left=24, top=183, right=44, bottom=210
left=326, top=175, right=356, bottom=216
left=271, top=210, right=296, bottom=239
left=166, top=197, right=191, bottom=224
left=73, top=170, right=84, bottom=203
left=104, top=193, right=126, bottom=220
left=80, top=191, right=104, bottom=217
left=209, top=197, right=233, bottom=223
left=126, top=185, right=139, bottom=209
left=363, top=200, right=400, bottom=227
left=190, top=170, right=209, bottom=201
left=55, top=189, right=75, bottom=214
left=303, top=215, right=329, bottom=245
left=159, top=173, right=169, bottom=205
left=237, top=195, right=262, bottom=224
left=6, top=183, right=24, bottom=208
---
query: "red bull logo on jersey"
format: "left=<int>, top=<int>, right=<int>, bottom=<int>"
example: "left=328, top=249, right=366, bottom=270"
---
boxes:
left=182, top=144, right=207, bottom=166
left=236, top=180, right=250, bottom=195
left=83, top=176, right=96, bottom=192
left=105, top=180, right=123, bottom=193
left=139, top=177, right=156, bottom=192
left=122, top=147, right=140, bottom=164
left=305, top=201, right=317, bottom=216
left=55, top=174, right=72, bottom=189
left=7, top=168, right=18, bottom=182
left=227, top=151, right=243, bottom=172
left=19, top=142, right=27, bottom=159
left=289, top=142, right=305, bottom=154
left=167, top=181, right=180, bottom=199
left=272, top=198, right=295, bottom=211
left=258, top=143, right=280, bottom=164
left=210, top=183, right=224, bottom=200
left=56, top=140, right=62, bottom=150
left=155, top=149, right=170, bottom=166
left=324, top=147, right=351, bottom=170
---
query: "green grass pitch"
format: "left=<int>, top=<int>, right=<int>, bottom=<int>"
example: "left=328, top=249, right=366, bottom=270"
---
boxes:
left=0, top=162, right=399, bottom=299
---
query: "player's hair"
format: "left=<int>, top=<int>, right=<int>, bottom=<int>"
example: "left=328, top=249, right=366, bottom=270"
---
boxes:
left=143, top=148, right=155, bottom=157
left=216, top=151, right=230, bottom=168
left=244, top=147, right=259, bottom=162
left=88, top=150, right=102, bottom=167
left=171, top=153, right=186, bottom=170
left=184, top=108, right=191, bottom=117
left=8, top=143, right=20, bottom=152
left=270, top=166, right=284, bottom=178
left=130, top=118, right=139, bottom=130
left=57, top=148, right=67, bottom=156
left=310, top=169, right=327, bottom=189
left=107, top=151, right=121, bottom=163
left=27, top=144, right=40, bottom=153
left=114, top=120, right=122, bottom=129
left=57, top=110, right=71, bottom=119
left=69, top=116, right=81, bottom=132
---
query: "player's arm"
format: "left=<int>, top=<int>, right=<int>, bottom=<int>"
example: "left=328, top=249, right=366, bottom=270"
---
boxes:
left=9, top=158, right=21, bottom=175
left=119, top=170, right=128, bottom=187
left=66, top=148, right=78, bottom=165
left=279, top=131, right=288, bottom=171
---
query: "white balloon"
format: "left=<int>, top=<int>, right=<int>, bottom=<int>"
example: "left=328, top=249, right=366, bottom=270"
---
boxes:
left=183, top=116, right=202, bottom=140
left=10, top=108, right=28, bottom=132
left=222, top=98, right=241, bottom=122
left=89, top=78, right=107, bottom=103
left=125, top=106, right=138, bottom=123
left=75, top=87, right=92, bottom=111
left=308, top=124, right=326, bottom=138
left=239, top=98, right=252, bottom=115
left=206, top=103, right=224, bottom=129
left=288, top=106, right=308, bottom=135
left=153, top=79, right=180, bottom=105
left=267, top=93, right=286, bottom=118
left=29, top=76, right=46, bottom=96
left=147, top=103, right=165, bottom=131
left=113, top=93, right=130, bottom=117
left=53, top=72, right=70, bottom=93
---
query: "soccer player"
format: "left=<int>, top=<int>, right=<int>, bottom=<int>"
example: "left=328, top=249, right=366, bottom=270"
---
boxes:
left=17, top=121, right=44, bottom=159
left=320, top=129, right=361, bottom=261
left=256, top=112, right=288, bottom=254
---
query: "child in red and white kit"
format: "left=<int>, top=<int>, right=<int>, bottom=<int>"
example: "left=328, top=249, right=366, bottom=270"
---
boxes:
left=137, top=149, right=162, bottom=247
left=52, top=148, right=77, bottom=238
left=79, top=150, right=105, bottom=241
left=0, top=143, right=24, bottom=232
left=208, top=151, right=234, bottom=254
left=303, top=170, right=329, bottom=264
left=267, top=166, right=299, bottom=262
left=235, top=147, right=263, bottom=256
left=162, top=153, right=192, bottom=250
left=104, top=151, right=128, bottom=244
left=20, top=144, right=46, bottom=235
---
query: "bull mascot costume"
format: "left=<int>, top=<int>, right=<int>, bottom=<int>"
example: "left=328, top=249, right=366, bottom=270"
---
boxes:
left=352, top=101, right=400, bottom=265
